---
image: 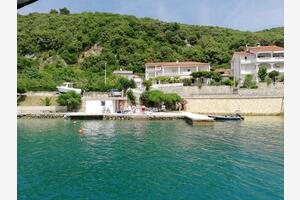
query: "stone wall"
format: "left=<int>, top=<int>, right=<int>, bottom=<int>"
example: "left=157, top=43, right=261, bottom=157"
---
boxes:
left=17, top=106, right=68, bottom=114
left=156, top=83, right=283, bottom=97
left=185, top=96, right=284, bottom=115
left=238, top=83, right=284, bottom=96
left=157, top=86, right=233, bottom=97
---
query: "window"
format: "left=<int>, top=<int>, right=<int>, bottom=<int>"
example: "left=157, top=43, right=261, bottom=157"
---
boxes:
left=101, top=101, right=105, bottom=106
left=244, top=56, right=247, bottom=60
left=187, top=69, right=191, bottom=72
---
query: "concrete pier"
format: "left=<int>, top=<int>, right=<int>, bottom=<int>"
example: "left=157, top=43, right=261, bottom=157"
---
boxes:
left=65, top=111, right=215, bottom=125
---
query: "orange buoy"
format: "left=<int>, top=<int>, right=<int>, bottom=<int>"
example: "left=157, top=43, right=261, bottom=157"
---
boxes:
left=79, top=129, right=84, bottom=134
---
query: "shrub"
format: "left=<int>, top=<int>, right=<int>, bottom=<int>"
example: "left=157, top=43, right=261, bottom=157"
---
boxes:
left=268, top=70, right=280, bottom=79
left=140, top=90, right=181, bottom=110
left=17, top=85, right=26, bottom=94
left=57, top=91, right=81, bottom=111
left=249, top=83, right=258, bottom=89
left=41, top=97, right=52, bottom=106
left=243, top=74, right=254, bottom=88
left=126, top=89, right=136, bottom=105
left=211, top=72, right=222, bottom=82
left=258, top=66, right=267, bottom=82
left=265, top=76, right=272, bottom=86
left=222, top=79, right=234, bottom=86
left=183, top=78, right=192, bottom=86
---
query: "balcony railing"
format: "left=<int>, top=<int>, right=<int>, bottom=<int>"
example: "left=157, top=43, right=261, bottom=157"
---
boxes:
left=256, top=57, right=284, bottom=62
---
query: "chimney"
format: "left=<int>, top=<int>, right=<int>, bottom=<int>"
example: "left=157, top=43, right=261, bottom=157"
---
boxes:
left=257, top=42, right=261, bottom=47
left=176, top=60, right=179, bottom=64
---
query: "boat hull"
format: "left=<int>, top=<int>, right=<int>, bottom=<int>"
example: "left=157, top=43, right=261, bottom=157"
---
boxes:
left=208, top=115, right=244, bottom=121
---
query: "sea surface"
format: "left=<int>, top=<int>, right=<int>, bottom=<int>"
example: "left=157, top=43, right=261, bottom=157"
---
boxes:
left=18, top=117, right=283, bottom=200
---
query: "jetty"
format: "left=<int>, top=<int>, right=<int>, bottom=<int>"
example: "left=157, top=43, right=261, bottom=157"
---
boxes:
left=64, top=111, right=214, bottom=125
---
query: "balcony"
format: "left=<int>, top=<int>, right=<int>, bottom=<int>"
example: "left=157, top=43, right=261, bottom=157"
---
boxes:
left=256, top=57, right=284, bottom=62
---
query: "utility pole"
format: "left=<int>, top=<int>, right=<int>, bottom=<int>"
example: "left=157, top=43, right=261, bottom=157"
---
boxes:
left=104, top=62, right=107, bottom=85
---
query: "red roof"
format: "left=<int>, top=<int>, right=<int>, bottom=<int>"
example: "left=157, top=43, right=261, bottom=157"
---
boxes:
left=145, top=61, right=209, bottom=67
left=247, top=45, right=284, bottom=52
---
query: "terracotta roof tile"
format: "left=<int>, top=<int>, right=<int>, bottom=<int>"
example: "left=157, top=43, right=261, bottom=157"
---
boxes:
left=248, top=45, right=284, bottom=52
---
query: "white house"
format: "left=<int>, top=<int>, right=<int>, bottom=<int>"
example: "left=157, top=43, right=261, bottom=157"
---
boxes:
left=231, top=45, right=284, bottom=83
left=144, top=61, right=210, bottom=80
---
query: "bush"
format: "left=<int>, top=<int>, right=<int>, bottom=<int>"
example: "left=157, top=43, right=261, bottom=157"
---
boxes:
left=57, top=91, right=81, bottom=111
left=222, top=79, right=234, bottom=86
left=183, top=78, right=192, bottom=86
left=17, top=85, right=26, bottom=94
left=249, top=83, right=258, bottom=89
left=41, top=97, right=52, bottom=106
left=258, top=66, right=267, bottom=82
left=265, top=76, right=272, bottom=86
left=140, top=90, right=181, bottom=110
left=243, top=74, right=254, bottom=88
left=268, top=70, right=280, bottom=79
left=126, top=89, right=136, bottom=105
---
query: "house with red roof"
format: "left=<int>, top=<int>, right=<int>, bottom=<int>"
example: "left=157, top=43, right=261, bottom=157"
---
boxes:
left=145, top=61, right=210, bottom=80
left=231, top=45, right=284, bottom=83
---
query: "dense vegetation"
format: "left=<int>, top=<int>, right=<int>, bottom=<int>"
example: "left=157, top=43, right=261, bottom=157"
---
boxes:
left=140, top=90, right=181, bottom=110
left=57, top=91, right=82, bottom=111
left=17, top=11, right=283, bottom=91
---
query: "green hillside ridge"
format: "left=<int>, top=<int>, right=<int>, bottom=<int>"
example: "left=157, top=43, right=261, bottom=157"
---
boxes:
left=17, top=12, right=284, bottom=92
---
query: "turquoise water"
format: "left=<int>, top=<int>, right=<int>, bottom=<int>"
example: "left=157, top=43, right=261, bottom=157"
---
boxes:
left=18, top=117, right=283, bottom=200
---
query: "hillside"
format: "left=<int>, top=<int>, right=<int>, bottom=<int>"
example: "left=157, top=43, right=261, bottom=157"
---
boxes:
left=17, top=12, right=284, bottom=92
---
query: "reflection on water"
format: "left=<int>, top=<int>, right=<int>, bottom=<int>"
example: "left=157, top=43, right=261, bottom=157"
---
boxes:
left=18, top=117, right=283, bottom=200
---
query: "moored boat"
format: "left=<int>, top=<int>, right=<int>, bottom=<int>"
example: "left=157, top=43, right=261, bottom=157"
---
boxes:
left=208, top=114, right=244, bottom=121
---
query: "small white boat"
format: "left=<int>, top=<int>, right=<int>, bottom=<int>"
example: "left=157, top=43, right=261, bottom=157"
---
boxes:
left=56, top=82, right=83, bottom=95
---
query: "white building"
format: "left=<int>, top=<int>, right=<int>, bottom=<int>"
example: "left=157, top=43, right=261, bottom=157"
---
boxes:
left=231, top=45, right=284, bottom=83
left=144, top=61, right=210, bottom=80
left=113, top=70, right=134, bottom=80
left=85, top=97, right=127, bottom=114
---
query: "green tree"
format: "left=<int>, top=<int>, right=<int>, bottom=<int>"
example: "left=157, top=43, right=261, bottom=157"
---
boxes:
left=142, top=80, right=152, bottom=91
left=119, top=77, right=136, bottom=95
left=140, top=90, right=181, bottom=110
left=49, top=9, right=58, bottom=14
left=258, top=65, right=267, bottom=82
left=126, top=89, right=136, bottom=105
left=57, top=91, right=81, bottom=111
left=268, top=70, right=280, bottom=79
left=59, top=7, right=70, bottom=15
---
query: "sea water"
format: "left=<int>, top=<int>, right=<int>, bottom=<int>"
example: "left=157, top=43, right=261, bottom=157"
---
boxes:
left=18, top=117, right=283, bottom=200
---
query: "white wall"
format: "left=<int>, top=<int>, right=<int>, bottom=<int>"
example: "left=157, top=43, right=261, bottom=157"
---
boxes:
left=85, top=100, right=114, bottom=113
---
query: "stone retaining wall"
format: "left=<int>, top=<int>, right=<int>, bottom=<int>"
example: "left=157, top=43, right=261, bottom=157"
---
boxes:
left=17, top=106, right=67, bottom=114
left=158, top=86, right=233, bottom=96
left=185, top=96, right=284, bottom=115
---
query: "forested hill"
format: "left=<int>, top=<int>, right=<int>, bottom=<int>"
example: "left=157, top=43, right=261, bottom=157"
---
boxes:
left=17, top=12, right=283, bottom=91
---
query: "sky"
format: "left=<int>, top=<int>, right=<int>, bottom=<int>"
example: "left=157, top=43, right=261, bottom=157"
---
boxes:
left=18, top=0, right=284, bottom=31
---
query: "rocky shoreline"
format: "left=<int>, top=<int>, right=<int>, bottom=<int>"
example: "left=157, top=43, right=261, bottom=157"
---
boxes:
left=17, top=113, right=185, bottom=120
